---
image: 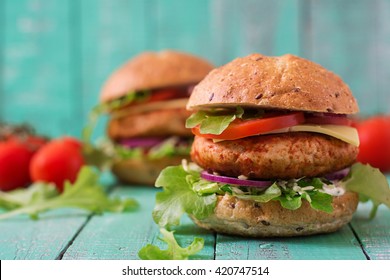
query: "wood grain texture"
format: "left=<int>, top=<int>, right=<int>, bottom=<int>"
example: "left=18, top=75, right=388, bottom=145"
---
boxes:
left=215, top=225, right=365, bottom=260
left=2, top=0, right=81, bottom=137
left=303, top=0, right=381, bottom=115
left=80, top=0, right=152, bottom=141
left=211, top=0, right=300, bottom=66
left=0, top=0, right=4, bottom=118
left=373, top=0, right=390, bottom=114
left=62, top=187, right=215, bottom=260
left=0, top=209, right=89, bottom=260
left=350, top=204, right=390, bottom=260
left=152, top=0, right=214, bottom=62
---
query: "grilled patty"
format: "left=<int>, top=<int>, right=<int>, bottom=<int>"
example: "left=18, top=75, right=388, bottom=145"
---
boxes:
left=191, top=132, right=358, bottom=179
left=108, top=108, right=192, bottom=140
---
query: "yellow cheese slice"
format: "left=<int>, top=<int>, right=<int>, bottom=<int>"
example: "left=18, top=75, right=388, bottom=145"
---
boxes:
left=269, top=124, right=360, bottom=147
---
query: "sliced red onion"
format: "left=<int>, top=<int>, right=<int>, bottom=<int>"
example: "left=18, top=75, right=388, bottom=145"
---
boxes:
left=324, top=167, right=350, bottom=181
left=201, top=171, right=272, bottom=189
left=305, top=113, right=352, bottom=126
left=119, top=137, right=164, bottom=148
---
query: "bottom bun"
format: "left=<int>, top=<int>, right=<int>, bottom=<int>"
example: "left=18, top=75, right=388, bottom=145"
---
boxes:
left=191, top=192, right=359, bottom=237
left=111, top=155, right=189, bottom=186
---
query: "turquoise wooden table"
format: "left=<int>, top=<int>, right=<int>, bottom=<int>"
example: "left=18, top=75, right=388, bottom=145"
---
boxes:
left=1, top=179, right=389, bottom=260
left=1, top=0, right=390, bottom=261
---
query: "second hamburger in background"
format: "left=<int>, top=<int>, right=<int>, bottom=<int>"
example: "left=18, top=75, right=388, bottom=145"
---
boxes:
left=91, top=50, right=214, bottom=185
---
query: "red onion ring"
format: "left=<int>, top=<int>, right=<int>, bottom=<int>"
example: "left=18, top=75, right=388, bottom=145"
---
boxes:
left=119, top=137, right=164, bottom=148
left=201, top=171, right=272, bottom=189
left=305, top=113, right=352, bottom=126
left=324, top=167, right=350, bottom=181
left=201, top=167, right=350, bottom=190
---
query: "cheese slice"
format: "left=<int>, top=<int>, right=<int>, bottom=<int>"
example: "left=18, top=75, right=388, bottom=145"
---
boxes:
left=269, top=124, right=360, bottom=147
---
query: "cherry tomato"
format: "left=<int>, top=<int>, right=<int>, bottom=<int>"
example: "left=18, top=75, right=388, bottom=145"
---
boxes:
left=192, top=112, right=305, bottom=140
left=0, top=141, right=34, bottom=191
left=60, top=136, right=83, bottom=150
left=30, top=137, right=85, bottom=192
left=356, top=115, right=390, bottom=173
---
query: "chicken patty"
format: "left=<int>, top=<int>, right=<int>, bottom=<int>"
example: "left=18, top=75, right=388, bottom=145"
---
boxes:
left=191, top=132, right=358, bottom=179
left=108, top=108, right=192, bottom=140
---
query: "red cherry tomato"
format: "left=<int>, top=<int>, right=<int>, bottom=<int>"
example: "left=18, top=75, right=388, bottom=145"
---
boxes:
left=0, top=141, right=34, bottom=191
left=356, top=116, right=390, bottom=173
left=30, top=137, right=85, bottom=192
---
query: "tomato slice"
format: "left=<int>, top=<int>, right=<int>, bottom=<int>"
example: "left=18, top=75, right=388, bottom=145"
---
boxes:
left=192, top=112, right=305, bottom=140
left=147, top=89, right=182, bottom=103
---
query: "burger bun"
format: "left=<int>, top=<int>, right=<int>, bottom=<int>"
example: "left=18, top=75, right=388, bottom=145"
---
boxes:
left=187, top=53, right=359, bottom=114
left=191, top=191, right=359, bottom=237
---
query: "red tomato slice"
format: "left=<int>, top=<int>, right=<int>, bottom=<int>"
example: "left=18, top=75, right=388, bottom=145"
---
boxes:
left=120, top=88, right=188, bottom=110
left=147, top=89, right=183, bottom=103
left=192, top=112, right=305, bottom=140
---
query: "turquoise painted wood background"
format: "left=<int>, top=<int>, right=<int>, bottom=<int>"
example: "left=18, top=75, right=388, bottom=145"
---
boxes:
left=1, top=0, right=390, bottom=139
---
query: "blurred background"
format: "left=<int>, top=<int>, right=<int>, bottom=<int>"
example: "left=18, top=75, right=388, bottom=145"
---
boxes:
left=1, top=0, right=389, bottom=138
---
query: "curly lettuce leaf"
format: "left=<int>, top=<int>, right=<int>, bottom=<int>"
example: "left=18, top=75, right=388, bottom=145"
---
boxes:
left=0, top=166, right=138, bottom=220
left=341, top=163, right=390, bottom=218
left=148, top=137, right=191, bottom=160
left=138, top=228, right=204, bottom=260
left=186, top=107, right=244, bottom=135
left=235, top=183, right=281, bottom=203
left=307, top=191, right=334, bottom=213
left=153, top=163, right=339, bottom=230
left=0, top=183, right=58, bottom=210
left=82, top=90, right=150, bottom=166
left=153, top=165, right=216, bottom=228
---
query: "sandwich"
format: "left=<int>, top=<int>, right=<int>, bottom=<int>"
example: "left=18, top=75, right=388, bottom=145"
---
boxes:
left=153, top=53, right=390, bottom=237
left=93, top=50, right=213, bottom=185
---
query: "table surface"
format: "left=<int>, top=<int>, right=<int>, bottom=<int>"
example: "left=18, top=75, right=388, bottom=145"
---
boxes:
left=1, top=180, right=390, bottom=260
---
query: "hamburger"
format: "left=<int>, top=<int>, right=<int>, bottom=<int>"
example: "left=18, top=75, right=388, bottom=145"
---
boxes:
left=153, top=53, right=390, bottom=237
left=95, top=50, right=213, bottom=185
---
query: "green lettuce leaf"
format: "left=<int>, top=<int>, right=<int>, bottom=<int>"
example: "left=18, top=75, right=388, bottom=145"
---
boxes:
left=153, top=165, right=216, bottom=228
left=185, top=107, right=244, bottom=135
left=152, top=163, right=340, bottom=229
left=148, top=137, right=191, bottom=160
left=138, top=228, right=204, bottom=260
left=341, top=162, right=390, bottom=218
left=0, top=166, right=138, bottom=220
left=235, top=183, right=281, bottom=202
left=274, top=195, right=302, bottom=210
left=309, top=191, right=334, bottom=213
left=82, top=90, right=151, bottom=141
left=0, top=183, right=58, bottom=210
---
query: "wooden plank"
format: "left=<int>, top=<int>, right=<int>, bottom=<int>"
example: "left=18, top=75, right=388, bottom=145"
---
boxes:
left=152, top=0, right=214, bottom=62
left=0, top=209, right=89, bottom=260
left=79, top=0, right=152, bottom=141
left=210, top=0, right=300, bottom=66
left=0, top=0, right=4, bottom=118
left=2, top=0, right=80, bottom=137
left=374, top=0, right=390, bottom=114
left=215, top=225, right=365, bottom=260
left=350, top=202, right=390, bottom=260
left=62, top=187, right=215, bottom=260
left=303, top=0, right=378, bottom=116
